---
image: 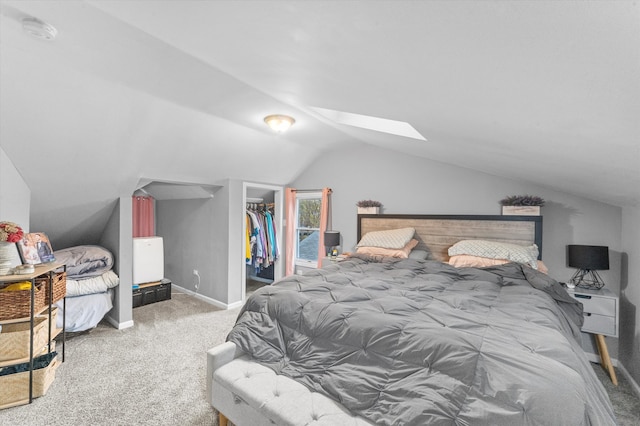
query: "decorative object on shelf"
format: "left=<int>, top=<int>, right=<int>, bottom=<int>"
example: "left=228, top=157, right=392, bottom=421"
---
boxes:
left=264, top=114, right=295, bottom=133
left=0, top=221, right=24, bottom=243
left=323, top=231, right=341, bottom=257
left=0, top=221, right=23, bottom=276
left=567, top=244, right=609, bottom=289
left=13, top=264, right=35, bottom=275
left=0, top=245, right=12, bottom=276
left=17, top=233, right=55, bottom=265
left=499, top=195, right=545, bottom=216
left=356, top=200, right=382, bottom=214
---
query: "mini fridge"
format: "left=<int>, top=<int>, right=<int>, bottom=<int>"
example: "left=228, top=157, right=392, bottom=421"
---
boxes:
left=133, top=236, right=164, bottom=285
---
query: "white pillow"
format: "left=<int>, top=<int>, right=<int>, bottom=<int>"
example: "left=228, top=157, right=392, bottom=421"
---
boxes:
left=447, top=240, right=539, bottom=269
left=356, top=227, right=416, bottom=249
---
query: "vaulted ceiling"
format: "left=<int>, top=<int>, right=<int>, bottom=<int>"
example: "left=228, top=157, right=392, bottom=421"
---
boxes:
left=1, top=1, right=638, bottom=247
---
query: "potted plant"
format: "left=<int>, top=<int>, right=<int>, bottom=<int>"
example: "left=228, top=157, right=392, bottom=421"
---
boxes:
left=499, top=195, right=545, bottom=216
left=356, top=200, right=382, bottom=214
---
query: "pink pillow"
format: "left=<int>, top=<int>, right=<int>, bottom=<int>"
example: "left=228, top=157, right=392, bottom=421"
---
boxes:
left=356, top=239, right=419, bottom=259
left=448, top=254, right=549, bottom=274
left=537, top=260, right=549, bottom=274
left=448, top=255, right=510, bottom=268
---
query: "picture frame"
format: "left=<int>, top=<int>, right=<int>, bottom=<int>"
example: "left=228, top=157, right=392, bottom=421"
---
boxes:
left=17, top=232, right=55, bottom=265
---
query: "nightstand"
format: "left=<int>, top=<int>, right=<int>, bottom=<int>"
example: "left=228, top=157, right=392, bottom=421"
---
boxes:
left=567, top=287, right=619, bottom=385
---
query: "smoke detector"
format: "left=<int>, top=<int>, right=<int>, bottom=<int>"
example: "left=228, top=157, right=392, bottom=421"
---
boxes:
left=22, top=17, right=57, bottom=41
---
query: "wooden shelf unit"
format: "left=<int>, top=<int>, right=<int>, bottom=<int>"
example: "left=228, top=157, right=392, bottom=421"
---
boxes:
left=0, top=262, right=66, bottom=408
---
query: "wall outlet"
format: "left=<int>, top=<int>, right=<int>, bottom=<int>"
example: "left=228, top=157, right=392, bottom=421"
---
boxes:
left=193, top=269, right=200, bottom=291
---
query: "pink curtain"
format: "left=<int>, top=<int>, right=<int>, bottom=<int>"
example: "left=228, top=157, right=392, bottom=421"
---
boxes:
left=284, top=188, right=296, bottom=276
left=316, top=188, right=333, bottom=267
left=132, top=195, right=155, bottom=237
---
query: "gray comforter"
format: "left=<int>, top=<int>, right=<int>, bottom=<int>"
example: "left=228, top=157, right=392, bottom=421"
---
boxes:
left=227, top=255, right=617, bottom=425
left=53, top=245, right=114, bottom=279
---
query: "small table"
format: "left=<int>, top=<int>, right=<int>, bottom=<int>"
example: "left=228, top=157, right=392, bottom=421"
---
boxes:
left=567, top=287, right=619, bottom=385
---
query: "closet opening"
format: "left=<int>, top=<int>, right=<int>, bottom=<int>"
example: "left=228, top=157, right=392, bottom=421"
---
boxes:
left=132, top=179, right=222, bottom=309
left=243, top=183, right=284, bottom=300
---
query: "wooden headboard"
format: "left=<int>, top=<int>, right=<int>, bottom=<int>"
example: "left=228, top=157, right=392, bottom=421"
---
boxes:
left=357, top=214, right=542, bottom=262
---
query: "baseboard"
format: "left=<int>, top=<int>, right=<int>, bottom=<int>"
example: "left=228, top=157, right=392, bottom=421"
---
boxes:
left=105, top=315, right=134, bottom=330
left=585, top=352, right=640, bottom=398
left=171, top=284, right=244, bottom=310
left=226, top=299, right=245, bottom=309
left=617, top=362, right=640, bottom=399
left=585, top=352, right=613, bottom=365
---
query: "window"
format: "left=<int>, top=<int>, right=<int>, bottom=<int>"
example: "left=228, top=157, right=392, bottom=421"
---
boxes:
left=294, top=192, right=321, bottom=267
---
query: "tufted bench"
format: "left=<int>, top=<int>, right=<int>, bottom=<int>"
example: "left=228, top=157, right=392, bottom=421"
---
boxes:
left=207, top=342, right=372, bottom=426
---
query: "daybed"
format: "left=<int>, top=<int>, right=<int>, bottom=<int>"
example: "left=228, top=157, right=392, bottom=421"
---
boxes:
left=206, top=214, right=617, bottom=425
left=53, top=245, right=119, bottom=332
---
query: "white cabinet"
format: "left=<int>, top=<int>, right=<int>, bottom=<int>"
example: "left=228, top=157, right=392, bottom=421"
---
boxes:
left=568, top=287, right=618, bottom=337
left=567, top=286, right=619, bottom=386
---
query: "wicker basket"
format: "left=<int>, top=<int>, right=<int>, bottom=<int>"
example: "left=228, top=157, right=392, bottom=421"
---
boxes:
left=37, top=307, right=60, bottom=341
left=0, top=316, right=51, bottom=362
left=0, top=353, right=59, bottom=409
left=35, top=271, right=66, bottom=304
left=0, top=282, right=46, bottom=321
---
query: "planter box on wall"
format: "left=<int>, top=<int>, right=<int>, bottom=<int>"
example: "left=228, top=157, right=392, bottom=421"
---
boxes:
left=502, top=206, right=541, bottom=216
left=357, top=207, right=380, bottom=214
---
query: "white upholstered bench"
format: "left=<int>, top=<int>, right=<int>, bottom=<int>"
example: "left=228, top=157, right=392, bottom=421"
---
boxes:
left=206, top=342, right=371, bottom=426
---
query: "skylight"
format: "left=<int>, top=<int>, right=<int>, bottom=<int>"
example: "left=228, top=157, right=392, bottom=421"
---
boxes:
left=311, top=107, right=426, bottom=141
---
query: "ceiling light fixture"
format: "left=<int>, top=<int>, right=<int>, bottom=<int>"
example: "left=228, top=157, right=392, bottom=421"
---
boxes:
left=21, top=17, right=57, bottom=41
left=264, top=115, right=295, bottom=133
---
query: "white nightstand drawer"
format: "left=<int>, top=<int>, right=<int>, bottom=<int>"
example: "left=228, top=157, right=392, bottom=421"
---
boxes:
left=572, top=294, right=616, bottom=316
left=582, top=313, right=616, bottom=336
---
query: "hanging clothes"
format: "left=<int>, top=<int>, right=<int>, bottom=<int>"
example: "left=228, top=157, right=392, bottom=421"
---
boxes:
left=246, top=203, right=279, bottom=275
left=245, top=215, right=252, bottom=263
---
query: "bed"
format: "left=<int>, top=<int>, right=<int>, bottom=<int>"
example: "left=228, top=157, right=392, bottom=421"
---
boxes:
left=206, top=214, right=617, bottom=425
left=53, top=245, right=119, bottom=332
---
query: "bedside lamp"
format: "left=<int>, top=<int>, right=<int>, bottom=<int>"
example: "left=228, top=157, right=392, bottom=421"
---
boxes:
left=567, top=245, right=609, bottom=289
left=324, top=231, right=341, bottom=257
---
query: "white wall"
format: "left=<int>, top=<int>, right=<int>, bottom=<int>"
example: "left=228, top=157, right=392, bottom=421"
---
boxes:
left=292, top=144, right=624, bottom=361
left=99, top=198, right=132, bottom=329
left=621, top=206, right=640, bottom=386
left=0, top=146, right=30, bottom=266
left=224, top=179, right=244, bottom=304
left=0, top=147, right=30, bottom=228
left=156, top=197, right=225, bottom=302
left=154, top=179, right=244, bottom=307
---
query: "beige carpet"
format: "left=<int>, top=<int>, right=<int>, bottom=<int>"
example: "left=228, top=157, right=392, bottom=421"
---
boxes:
left=1, top=289, right=638, bottom=425
left=0, top=290, right=240, bottom=426
left=591, top=361, right=640, bottom=425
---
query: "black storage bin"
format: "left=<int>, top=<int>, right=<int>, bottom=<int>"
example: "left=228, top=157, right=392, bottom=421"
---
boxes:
left=141, top=287, right=157, bottom=305
left=257, top=264, right=274, bottom=280
left=155, top=283, right=170, bottom=300
left=132, top=290, right=143, bottom=308
left=132, top=280, right=171, bottom=308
